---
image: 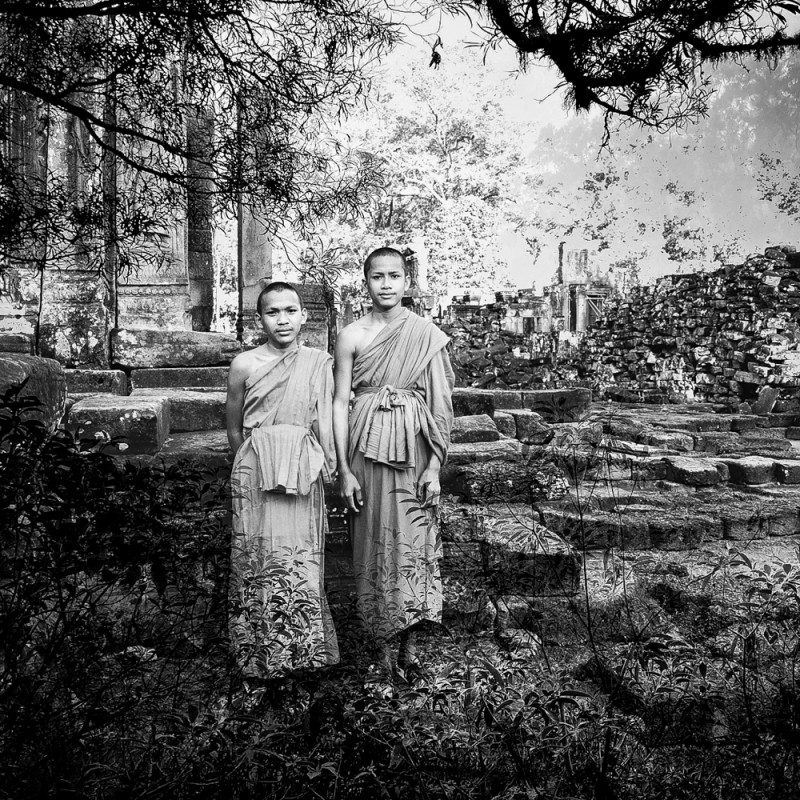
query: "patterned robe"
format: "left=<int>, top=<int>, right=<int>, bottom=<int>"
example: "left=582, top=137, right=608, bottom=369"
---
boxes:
left=348, top=309, right=454, bottom=642
left=230, top=345, right=339, bottom=677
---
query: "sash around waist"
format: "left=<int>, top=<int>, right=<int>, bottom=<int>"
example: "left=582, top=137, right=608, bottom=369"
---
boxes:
left=351, top=384, right=434, bottom=469
left=246, top=423, right=325, bottom=496
left=354, top=384, right=422, bottom=410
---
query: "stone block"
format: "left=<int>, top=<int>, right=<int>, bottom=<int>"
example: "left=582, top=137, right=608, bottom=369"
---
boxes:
left=692, top=431, right=739, bottom=454
left=482, top=521, right=581, bottom=596
left=695, top=430, right=792, bottom=456
left=730, top=416, right=759, bottom=433
left=645, top=430, right=695, bottom=451
left=66, top=369, right=128, bottom=396
left=773, top=459, right=800, bottom=484
left=720, top=493, right=799, bottom=539
left=452, top=388, right=495, bottom=418
left=648, top=513, right=723, bottom=549
left=721, top=508, right=770, bottom=540
left=450, top=414, right=500, bottom=444
left=494, top=411, right=517, bottom=437
left=662, top=456, right=723, bottom=486
left=112, top=328, right=241, bottom=369
left=752, top=386, right=780, bottom=415
left=539, top=507, right=652, bottom=550
left=506, top=409, right=551, bottom=444
left=447, top=461, right=565, bottom=505
left=722, top=456, right=776, bottom=485
left=734, top=435, right=793, bottom=456
left=0, top=332, right=34, bottom=354
left=131, top=389, right=226, bottom=432
left=68, top=395, right=169, bottom=455
left=491, top=390, right=525, bottom=410
left=146, top=430, right=231, bottom=469
left=445, top=439, right=523, bottom=467
left=523, top=387, right=592, bottom=422
left=0, top=354, right=65, bottom=430
left=786, top=426, right=800, bottom=440
left=38, top=272, right=112, bottom=366
left=761, top=412, right=800, bottom=428
left=130, top=366, right=230, bottom=390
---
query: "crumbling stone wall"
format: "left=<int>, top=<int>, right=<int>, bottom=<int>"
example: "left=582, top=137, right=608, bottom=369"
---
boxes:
left=579, top=247, right=800, bottom=406
left=443, top=318, right=580, bottom=389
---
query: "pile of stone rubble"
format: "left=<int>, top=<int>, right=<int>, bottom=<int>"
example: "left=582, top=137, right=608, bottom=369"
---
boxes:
left=580, top=247, right=800, bottom=405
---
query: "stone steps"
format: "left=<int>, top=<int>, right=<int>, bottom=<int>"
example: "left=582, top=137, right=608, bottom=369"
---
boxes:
left=130, top=366, right=229, bottom=390
left=536, top=480, right=800, bottom=550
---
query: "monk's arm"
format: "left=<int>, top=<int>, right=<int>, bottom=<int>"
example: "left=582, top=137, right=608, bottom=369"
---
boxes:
left=333, top=328, right=362, bottom=512
left=226, top=354, right=249, bottom=456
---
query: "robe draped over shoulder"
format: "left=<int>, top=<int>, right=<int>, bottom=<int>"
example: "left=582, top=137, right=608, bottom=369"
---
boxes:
left=242, top=345, right=335, bottom=493
left=349, top=309, right=452, bottom=470
left=348, top=310, right=454, bottom=641
left=230, top=345, right=338, bottom=678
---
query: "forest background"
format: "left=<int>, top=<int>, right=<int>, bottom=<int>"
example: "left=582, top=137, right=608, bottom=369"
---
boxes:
left=252, top=13, right=800, bottom=305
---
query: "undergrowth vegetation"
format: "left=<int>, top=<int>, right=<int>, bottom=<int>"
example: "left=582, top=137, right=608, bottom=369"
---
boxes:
left=2, top=386, right=800, bottom=799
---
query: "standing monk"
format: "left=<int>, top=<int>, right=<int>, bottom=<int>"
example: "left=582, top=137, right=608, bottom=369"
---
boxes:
left=227, top=281, right=339, bottom=680
left=333, top=248, right=454, bottom=671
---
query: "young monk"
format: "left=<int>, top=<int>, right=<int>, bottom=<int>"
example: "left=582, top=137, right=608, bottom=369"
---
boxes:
left=333, top=247, right=454, bottom=672
left=227, top=281, right=339, bottom=679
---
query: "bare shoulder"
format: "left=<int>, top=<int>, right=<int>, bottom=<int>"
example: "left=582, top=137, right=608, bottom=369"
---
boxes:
left=335, top=320, right=368, bottom=356
left=227, top=349, right=255, bottom=387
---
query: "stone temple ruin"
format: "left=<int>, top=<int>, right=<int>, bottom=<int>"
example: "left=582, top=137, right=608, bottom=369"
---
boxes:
left=4, top=241, right=800, bottom=652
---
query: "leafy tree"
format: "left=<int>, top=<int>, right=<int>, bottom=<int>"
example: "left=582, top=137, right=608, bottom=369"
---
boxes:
left=307, top=46, right=533, bottom=296
left=0, top=0, right=396, bottom=275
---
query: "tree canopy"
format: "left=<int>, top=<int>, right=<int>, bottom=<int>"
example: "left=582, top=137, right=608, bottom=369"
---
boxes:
left=458, top=0, right=800, bottom=130
left=0, top=0, right=397, bottom=271
left=285, top=46, right=534, bottom=296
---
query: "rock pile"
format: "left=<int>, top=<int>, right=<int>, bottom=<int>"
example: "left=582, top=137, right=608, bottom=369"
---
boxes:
left=443, top=320, right=578, bottom=389
left=580, top=247, right=800, bottom=406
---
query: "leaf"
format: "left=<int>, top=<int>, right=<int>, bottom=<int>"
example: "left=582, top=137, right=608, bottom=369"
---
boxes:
left=482, top=658, right=506, bottom=687
left=151, top=558, right=168, bottom=595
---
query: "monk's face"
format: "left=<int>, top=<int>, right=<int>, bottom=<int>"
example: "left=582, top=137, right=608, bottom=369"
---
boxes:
left=259, top=289, right=307, bottom=349
left=364, top=254, right=410, bottom=312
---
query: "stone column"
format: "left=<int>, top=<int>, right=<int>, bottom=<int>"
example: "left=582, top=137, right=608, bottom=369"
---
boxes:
left=38, top=108, right=114, bottom=366
left=239, top=207, right=272, bottom=346
left=187, top=108, right=215, bottom=331
left=575, top=285, right=588, bottom=333
left=115, top=109, right=190, bottom=332
left=0, top=91, right=45, bottom=354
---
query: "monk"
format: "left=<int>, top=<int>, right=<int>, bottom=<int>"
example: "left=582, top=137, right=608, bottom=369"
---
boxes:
left=333, top=247, right=454, bottom=672
left=226, top=281, right=339, bottom=679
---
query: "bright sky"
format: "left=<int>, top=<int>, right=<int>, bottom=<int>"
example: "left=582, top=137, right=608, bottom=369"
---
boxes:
left=383, top=9, right=799, bottom=288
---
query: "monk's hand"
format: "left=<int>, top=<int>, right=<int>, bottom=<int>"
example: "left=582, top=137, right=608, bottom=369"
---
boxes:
left=340, top=470, right=363, bottom=514
left=417, top=468, right=441, bottom=509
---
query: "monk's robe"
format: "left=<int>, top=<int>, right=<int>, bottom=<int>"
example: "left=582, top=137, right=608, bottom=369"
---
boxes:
left=230, top=346, right=339, bottom=678
left=349, top=308, right=454, bottom=643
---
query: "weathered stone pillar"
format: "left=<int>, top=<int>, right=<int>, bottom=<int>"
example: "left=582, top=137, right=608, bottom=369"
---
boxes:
left=187, top=109, right=215, bottom=331
left=38, top=109, right=114, bottom=366
left=575, top=285, right=588, bottom=333
left=116, top=218, right=190, bottom=330
left=0, top=90, right=45, bottom=354
left=239, top=208, right=272, bottom=346
left=116, top=109, right=190, bottom=333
